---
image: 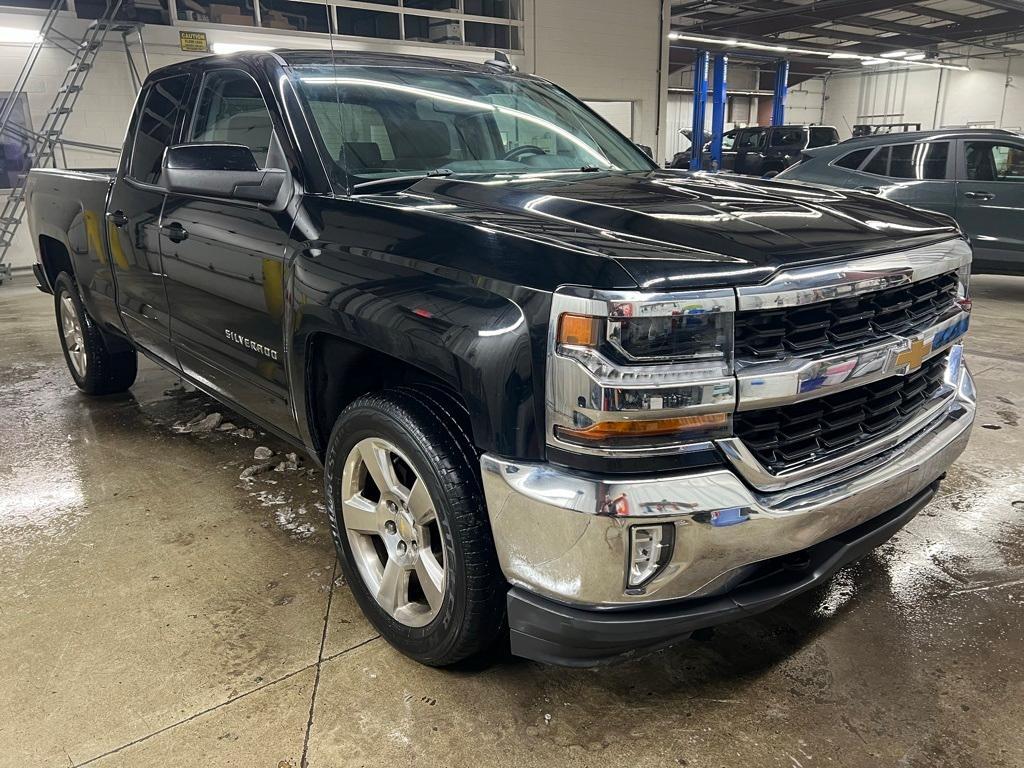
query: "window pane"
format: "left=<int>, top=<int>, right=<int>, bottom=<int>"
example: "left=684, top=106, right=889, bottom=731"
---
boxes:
left=464, top=0, right=521, bottom=19
left=130, top=75, right=190, bottom=184
left=834, top=147, right=871, bottom=170
left=338, top=7, right=400, bottom=38
left=77, top=0, right=167, bottom=22
left=2, top=0, right=66, bottom=9
left=464, top=20, right=510, bottom=48
left=736, top=129, right=766, bottom=150
left=405, top=0, right=458, bottom=10
left=862, top=147, right=889, bottom=176
left=770, top=128, right=803, bottom=147
left=808, top=127, right=837, bottom=148
left=259, top=0, right=328, bottom=32
left=0, top=93, right=32, bottom=189
left=405, top=15, right=462, bottom=44
left=176, top=0, right=256, bottom=24
left=189, top=71, right=274, bottom=167
left=887, top=142, right=948, bottom=180
left=965, top=141, right=1024, bottom=183
left=720, top=131, right=736, bottom=152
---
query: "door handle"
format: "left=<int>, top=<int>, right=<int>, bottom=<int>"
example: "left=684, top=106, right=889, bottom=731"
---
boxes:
left=856, top=185, right=881, bottom=194
left=164, top=222, right=189, bottom=243
left=964, top=191, right=995, bottom=201
left=109, top=210, right=128, bottom=228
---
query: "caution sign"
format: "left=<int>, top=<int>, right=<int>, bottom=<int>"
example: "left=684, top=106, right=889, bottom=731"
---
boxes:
left=179, top=31, right=209, bottom=53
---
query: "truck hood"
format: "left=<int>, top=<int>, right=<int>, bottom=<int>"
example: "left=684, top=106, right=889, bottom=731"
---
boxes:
left=390, top=170, right=960, bottom=289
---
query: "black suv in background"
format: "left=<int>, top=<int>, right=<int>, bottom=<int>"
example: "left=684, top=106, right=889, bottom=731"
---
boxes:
left=668, top=124, right=840, bottom=175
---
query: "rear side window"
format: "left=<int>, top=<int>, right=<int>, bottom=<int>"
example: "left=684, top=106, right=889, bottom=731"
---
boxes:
left=770, top=128, right=805, bottom=148
left=862, top=147, right=890, bottom=175
left=128, top=75, right=190, bottom=185
left=888, top=142, right=949, bottom=180
left=834, top=147, right=872, bottom=170
left=189, top=70, right=275, bottom=167
left=808, top=127, right=838, bottom=148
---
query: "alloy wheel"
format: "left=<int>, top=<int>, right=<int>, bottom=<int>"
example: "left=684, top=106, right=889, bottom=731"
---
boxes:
left=340, top=437, right=447, bottom=627
left=60, top=292, right=87, bottom=378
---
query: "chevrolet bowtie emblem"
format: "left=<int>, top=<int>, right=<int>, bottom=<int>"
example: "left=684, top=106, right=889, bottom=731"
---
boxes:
left=895, top=337, right=931, bottom=371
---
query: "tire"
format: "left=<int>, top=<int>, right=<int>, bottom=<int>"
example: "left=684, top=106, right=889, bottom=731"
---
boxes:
left=53, top=272, right=137, bottom=395
left=325, top=389, right=506, bottom=666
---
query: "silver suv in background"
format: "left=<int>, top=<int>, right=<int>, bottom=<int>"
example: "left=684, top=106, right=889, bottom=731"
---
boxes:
left=778, top=129, right=1024, bottom=275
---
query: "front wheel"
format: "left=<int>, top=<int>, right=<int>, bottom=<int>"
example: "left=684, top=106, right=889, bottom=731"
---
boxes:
left=53, top=272, right=137, bottom=395
left=325, top=389, right=506, bottom=666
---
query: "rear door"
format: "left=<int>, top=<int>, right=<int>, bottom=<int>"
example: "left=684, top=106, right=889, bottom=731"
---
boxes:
left=955, top=138, right=1024, bottom=272
left=733, top=128, right=766, bottom=174
left=160, top=66, right=298, bottom=435
left=882, top=141, right=956, bottom=216
left=107, top=73, right=190, bottom=363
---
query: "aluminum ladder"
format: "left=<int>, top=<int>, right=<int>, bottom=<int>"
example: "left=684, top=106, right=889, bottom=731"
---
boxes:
left=0, top=0, right=149, bottom=284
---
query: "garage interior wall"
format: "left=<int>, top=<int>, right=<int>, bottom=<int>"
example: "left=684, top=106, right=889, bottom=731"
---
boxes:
left=0, top=0, right=664, bottom=271
left=822, top=56, right=1024, bottom=138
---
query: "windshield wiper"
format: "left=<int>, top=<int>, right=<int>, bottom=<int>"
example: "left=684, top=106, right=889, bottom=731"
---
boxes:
left=352, top=168, right=453, bottom=192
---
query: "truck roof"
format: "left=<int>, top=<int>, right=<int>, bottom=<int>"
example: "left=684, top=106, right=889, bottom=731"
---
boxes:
left=146, top=49, right=520, bottom=80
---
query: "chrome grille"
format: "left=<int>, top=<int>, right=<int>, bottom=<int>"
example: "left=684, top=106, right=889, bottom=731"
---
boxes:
left=734, top=355, right=949, bottom=473
left=734, top=271, right=959, bottom=361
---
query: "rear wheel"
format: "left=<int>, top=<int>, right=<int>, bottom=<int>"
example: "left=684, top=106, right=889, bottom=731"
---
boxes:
left=325, top=389, right=505, bottom=666
left=53, top=272, right=137, bottom=395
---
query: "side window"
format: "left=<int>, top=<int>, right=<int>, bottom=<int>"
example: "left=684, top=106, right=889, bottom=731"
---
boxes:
left=808, top=127, right=838, bottom=149
left=736, top=129, right=766, bottom=150
left=965, top=141, right=1024, bottom=183
left=888, top=142, right=949, bottom=180
left=720, top=131, right=737, bottom=151
left=770, top=128, right=804, bottom=147
left=128, top=75, right=190, bottom=185
left=862, top=147, right=890, bottom=176
left=189, top=70, right=275, bottom=168
left=834, top=147, right=872, bottom=170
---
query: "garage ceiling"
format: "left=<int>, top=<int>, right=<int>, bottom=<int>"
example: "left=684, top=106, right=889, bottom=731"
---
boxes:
left=669, top=0, right=1024, bottom=78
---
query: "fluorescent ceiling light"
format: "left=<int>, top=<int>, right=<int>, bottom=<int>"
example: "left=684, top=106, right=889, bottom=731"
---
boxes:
left=211, top=42, right=275, bottom=54
left=666, top=31, right=970, bottom=71
left=0, top=27, right=42, bottom=44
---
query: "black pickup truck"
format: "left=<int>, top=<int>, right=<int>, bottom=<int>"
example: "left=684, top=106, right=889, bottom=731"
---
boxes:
left=27, top=50, right=976, bottom=667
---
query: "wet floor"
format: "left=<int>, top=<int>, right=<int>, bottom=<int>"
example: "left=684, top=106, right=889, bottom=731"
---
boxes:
left=1, top=275, right=1023, bottom=768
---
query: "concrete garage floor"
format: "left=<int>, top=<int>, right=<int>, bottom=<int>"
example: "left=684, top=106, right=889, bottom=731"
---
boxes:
left=1, top=275, right=1023, bottom=768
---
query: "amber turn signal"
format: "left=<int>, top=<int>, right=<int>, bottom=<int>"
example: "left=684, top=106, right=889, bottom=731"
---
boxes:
left=557, top=313, right=602, bottom=347
left=557, top=412, right=729, bottom=443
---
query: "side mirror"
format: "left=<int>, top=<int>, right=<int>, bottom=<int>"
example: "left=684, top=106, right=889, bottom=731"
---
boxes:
left=636, top=143, right=654, bottom=159
left=163, top=143, right=286, bottom=204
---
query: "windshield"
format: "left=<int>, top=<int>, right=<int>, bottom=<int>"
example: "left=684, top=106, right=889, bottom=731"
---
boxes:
left=289, top=63, right=655, bottom=189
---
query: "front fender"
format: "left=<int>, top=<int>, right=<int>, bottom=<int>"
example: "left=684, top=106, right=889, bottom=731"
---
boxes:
left=287, top=243, right=551, bottom=460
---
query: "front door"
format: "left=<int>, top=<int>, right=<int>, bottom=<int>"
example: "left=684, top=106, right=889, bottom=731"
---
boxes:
left=107, top=72, right=190, bottom=363
left=956, top=139, right=1024, bottom=273
left=160, top=67, right=297, bottom=435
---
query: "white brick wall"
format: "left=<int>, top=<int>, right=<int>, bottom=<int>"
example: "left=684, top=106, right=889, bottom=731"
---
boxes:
left=822, top=58, right=1024, bottom=139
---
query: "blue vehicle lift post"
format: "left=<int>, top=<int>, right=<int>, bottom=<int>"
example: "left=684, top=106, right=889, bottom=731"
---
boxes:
left=771, top=59, right=789, bottom=126
left=709, top=54, right=728, bottom=169
left=689, top=50, right=709, bottom=171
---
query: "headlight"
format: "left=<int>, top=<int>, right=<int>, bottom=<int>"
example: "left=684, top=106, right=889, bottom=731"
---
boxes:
left=956, top=263, right=971, bottom=311
left=546, top=288, right=736, bottom=457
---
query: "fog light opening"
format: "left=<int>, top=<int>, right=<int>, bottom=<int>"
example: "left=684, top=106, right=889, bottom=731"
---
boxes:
left=627, top=523, right=675, bottom=590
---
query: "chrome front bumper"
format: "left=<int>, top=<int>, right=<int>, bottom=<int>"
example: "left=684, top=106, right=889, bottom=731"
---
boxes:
left=481, top=366, right=975, bottom=609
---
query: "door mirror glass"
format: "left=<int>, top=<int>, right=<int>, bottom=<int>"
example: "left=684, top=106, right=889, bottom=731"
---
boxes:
left=163, top=143, right=286, bottom=203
